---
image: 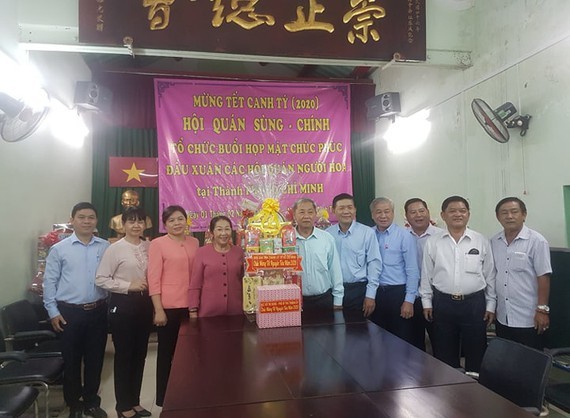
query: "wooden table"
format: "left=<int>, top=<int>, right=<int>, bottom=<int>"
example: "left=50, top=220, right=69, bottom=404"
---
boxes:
left=161, top=312, right=534, bottom=418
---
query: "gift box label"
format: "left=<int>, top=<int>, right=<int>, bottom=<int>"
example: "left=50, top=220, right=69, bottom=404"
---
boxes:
left=256, top=284, right=301, bottom=329
left=246, top=253, right=303, bottom=272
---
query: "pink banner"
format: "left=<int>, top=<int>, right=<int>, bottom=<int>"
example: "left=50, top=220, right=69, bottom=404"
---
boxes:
left=154, top=79, right=352, bottom=231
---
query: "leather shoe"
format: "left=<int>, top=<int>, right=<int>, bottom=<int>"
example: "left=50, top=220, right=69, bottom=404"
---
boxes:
left=133, top=407, right=152, bottom=417
left=69, top=408, right=83, bottom=418
left=84, top=406, right=108, bottom=418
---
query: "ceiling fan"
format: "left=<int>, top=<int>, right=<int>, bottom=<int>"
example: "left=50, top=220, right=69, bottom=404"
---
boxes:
left=471, top=98, right=531, bottom=143
left=0, top=90, right=50, bottom=143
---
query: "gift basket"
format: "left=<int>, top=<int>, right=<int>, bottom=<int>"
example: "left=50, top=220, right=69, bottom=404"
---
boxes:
left=239, top=165, right=303, bottom=328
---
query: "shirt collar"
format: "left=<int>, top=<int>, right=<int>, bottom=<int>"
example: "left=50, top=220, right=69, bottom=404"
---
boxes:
left=70, top=232, right=97, bottom=246
left=375, top=222, right=395, bottom=235
left=497, top=224, right=530, bottom=242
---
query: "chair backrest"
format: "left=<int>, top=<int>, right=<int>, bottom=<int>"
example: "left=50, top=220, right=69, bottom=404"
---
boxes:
left=479, top=337, right=552, bottom=411
left=1, top=300, right=40, bottom=335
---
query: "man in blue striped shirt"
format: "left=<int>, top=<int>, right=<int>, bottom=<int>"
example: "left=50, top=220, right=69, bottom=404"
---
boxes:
left=370, top=197, right=420, bottom=344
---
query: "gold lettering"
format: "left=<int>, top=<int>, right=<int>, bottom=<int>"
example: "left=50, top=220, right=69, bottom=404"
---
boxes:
left=284, top=0, right=334, bottom=33
left=211, top=0, right=275, bottom=29
left=143, top=0, right=175, bottom=31
left=343, top=0, right=385, bottom=44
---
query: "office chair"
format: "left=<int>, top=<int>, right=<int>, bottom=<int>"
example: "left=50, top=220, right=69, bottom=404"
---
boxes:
left=478, top=337, right=552, bottom=416
left=1, top=300, right=61, bottom=353
left=0, top=329, right=64, bottom=418
left=545, top=347, right=570, bottom=413
left=0, top=385, right=39, bottom=417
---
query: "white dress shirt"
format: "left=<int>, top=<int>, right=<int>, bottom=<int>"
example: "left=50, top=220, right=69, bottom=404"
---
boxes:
left=490, top=225, right=552, bottom=328
left=408, top=224, right=444, bottom=266
left=420, top=228, right=497, bottom=312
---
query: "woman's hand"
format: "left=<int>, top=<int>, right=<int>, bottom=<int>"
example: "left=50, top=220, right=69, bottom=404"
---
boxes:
left=154, top=309, right=168, bottom=326
left=128, top=279, right=148, bottom=292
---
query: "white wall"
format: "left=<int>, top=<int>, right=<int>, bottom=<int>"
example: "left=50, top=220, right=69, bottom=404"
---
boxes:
left=0, top=48, right=93, bottom=306
left=372, top=0, right=570, bottom=247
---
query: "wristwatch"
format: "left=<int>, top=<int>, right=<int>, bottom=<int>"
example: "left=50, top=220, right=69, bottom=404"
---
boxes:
left=536, top=305, right=550, bottom=314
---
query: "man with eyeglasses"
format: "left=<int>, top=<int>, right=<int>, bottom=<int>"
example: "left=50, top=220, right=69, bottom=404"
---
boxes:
left=420, top=196, right=496, bottom=373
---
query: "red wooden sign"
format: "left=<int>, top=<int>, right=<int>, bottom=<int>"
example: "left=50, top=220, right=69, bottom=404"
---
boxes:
left=79, top=0, right=425, bottom=62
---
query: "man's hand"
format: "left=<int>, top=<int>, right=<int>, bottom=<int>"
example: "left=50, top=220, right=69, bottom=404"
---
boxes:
left=50, top=315, right=67, bottom=332
left=423, top=308, right=433, bottom=322
left=362, top=297, right=376, bottom=317
left=400, top=301, right=414, bottom=319
left=483, top=311, right=495, bottom=326
left=534, top=311, right=550, bottom=334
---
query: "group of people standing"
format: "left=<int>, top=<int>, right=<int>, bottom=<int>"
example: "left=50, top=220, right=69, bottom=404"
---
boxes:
left=42, top=193, right=551, bottom=418
left=300, top=193, right=551, bottom=375
left=43, top=203, right=244, bottom=418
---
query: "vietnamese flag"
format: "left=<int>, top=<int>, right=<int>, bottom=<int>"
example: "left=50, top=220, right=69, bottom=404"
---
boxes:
left=109, top=157, right=158, bottom=187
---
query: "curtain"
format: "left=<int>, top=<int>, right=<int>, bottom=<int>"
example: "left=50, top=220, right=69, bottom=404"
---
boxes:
left=350, top=83, right=376, bottom=225
left=91, top=124, right=158, bottom=239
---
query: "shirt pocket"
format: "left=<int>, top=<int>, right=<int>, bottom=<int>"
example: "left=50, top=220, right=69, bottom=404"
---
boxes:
left=511, top=251, right=529, bottom=271
left=383, top=248, right=401, bottom=267
left=464, top=254, right=482, bottom=274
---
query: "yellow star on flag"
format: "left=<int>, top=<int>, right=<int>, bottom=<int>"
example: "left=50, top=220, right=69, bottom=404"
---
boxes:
left=122, top=163, right=145, bottom=182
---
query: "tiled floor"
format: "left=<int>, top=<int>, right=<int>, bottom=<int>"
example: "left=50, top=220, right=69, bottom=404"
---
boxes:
left=37, top=334, right=162, bottom=418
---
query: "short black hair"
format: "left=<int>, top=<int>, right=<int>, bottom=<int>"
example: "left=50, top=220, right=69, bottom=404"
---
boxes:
left=495, top=197, right=527, bottom=215
left=71, top=202, right=97, bottom=218
left=162, top=205, right=187, bottom=225
left=122, top=206, right=147, bottom=224
left=404, top=198, right=428, bottom=214
left=209, top=215, right=233, bottom=232
left=332, top=193, right=355, bottom=209
left=441, top=195, right=470, bottom=212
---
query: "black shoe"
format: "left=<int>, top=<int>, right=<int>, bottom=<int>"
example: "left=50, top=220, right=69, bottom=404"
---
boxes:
left=84, top=406, right=108, bottom=418
left=69, top=408, right=83, bottom=418
left=133, top=407, right=152, bottom=417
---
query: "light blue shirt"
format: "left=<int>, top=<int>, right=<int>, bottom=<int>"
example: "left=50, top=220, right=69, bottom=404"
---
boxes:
left=296, top=227, right=344, bottom=306
left=491, top=225, right=552, bottom=328
left=373, top=223, right=420, bottom=303
left=43, top=233, right=110, bottom=319
left=327, top=221, right=382, bottom=299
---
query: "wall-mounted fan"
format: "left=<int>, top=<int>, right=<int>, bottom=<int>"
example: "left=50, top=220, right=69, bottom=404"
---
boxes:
left=471, top=98, right=531, bottom=143
left=0, top=90, right=50, bottom=143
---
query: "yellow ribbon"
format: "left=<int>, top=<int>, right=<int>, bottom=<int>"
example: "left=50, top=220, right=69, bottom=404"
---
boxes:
left=249, top=198, right=282, bottom=236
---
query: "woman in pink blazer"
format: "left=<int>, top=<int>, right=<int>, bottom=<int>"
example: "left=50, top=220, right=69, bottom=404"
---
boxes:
left=148, top=205, right=199, bottom=406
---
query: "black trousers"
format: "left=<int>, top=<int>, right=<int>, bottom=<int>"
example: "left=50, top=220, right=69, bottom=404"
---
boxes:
left=370, top=284, right=414, bottom=344
left=57, top=302, right=108, bottom=410
left=156, top=308, right=188, bottom=406
left=495, top=321, right=545, bottom=351
left=302, top=289, right=333, bottom=311
left=342, top=281, right=367, bottom=313
left=411, top=297, right=433, bottom=351
left=109, top=293, right=153, bottom=412
left=432, top=289, right=487, bottom=372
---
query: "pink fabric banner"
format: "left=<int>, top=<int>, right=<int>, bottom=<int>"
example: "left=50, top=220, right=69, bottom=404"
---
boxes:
left=154, top=78, right=352, bottom=231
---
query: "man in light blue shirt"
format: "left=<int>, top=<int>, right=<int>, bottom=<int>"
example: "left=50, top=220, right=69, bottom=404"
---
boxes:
left=43, top=202, right=110, bottom=418
left=370, top=197, right=420, bottom=344
left=327, top=193, right=382, bottom=317
left=404, top=197, right=443, bottom=351
left=294, top=198, right=344, bottom=310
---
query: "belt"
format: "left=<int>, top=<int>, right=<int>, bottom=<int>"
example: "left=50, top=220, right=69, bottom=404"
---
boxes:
left=58, top=299, right=107, bottom=311
left=433, top=288, right=484, bottom=301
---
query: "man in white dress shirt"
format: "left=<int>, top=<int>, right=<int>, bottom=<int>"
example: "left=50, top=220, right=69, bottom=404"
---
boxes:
left=490, top=197, right=551, bottom=350
left=404, top=198, right=443, bottom=351
left=420, top=196, right=496, bottom=372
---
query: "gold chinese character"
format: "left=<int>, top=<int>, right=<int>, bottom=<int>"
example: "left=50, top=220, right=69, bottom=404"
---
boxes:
left=284, top=0, right=334, bottom=33
left=343, top=0, right=385, bottom=44
left=143, top=0, right=175, bottom=31
left=211, top=0, right=275, bottom=29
